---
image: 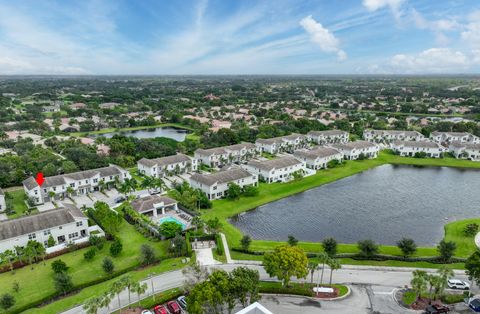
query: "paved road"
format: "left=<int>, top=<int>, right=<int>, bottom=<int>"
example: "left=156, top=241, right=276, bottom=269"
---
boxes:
left=63, top=263, right=471, bottom=314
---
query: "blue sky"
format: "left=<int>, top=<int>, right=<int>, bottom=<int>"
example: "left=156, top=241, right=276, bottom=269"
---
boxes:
left=0, top=0, right=478, bottom=75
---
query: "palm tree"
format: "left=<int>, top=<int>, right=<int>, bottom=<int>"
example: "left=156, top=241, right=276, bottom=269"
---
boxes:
left=141, top=176, right=154, bottom=192
left=191, top=216, right=204, bottom=233
left=152, top=177, right=165, bottom=193
left=328, top=259, right=341, bottom=285
left=66, top=186, right=75, bottom=198
left=132, top=282, right=148, bottom=303
left=308, top=261, right=318, bottom=284
left=1, top=250, right=16, bottom=273
left=411, top=270, right=428, bottom=300
left=317, top=252, right=330, bottom=286
left=99, top=291, right=113, bottom=313
left=83, top=296, right=101, bottom=314
left=110, top=279, right=125, bottom=309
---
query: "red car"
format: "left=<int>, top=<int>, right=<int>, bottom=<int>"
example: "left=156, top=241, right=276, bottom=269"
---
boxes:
left=167, top=301, right=181, bottom=314
left=153, top=305, right=168, bottom=314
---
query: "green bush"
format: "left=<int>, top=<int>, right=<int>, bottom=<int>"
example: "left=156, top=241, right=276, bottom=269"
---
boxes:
left=464, top=223, right=479, bottom=237
left=215, top=234, right=224, bottom=256
left=84, top=248, right=96, bottom=261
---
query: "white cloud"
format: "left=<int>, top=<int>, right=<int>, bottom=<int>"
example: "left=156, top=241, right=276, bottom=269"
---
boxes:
left=299, top=15, right=347, bottom=61
left=390, top=48, right=469, bottom=73
left=411, top=9, right=459, bottom=45
left=362, top=0, right=405, bottom=20
left=461, top=10, right=480, bottom=49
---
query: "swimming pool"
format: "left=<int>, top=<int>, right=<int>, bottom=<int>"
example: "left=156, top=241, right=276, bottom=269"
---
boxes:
left=158, top=216, right=186, bottom=230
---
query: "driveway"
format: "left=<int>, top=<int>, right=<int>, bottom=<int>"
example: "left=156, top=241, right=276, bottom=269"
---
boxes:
left=194, top=248, right=221, bottom=266
left=37, top=202, right=56, bottom=212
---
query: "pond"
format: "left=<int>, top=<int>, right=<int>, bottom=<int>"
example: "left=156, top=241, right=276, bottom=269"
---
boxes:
left=231, top=164, right=480, bottom=246
left=90, top=126, right=190, bottom=141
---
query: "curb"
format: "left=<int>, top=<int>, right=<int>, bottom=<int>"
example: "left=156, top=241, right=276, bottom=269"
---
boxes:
left=259, top=285, right=351, bottom=302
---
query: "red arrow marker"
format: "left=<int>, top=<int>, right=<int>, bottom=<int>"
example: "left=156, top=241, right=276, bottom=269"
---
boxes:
left=35, top=172, right=45, bottom=186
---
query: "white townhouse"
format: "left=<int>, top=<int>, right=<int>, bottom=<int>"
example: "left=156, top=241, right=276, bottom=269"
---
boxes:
left=130, top=195, right=178, bottom=218
left=449, top=142, right=480, bottom=161
left=293, top=147, right=343, bottom=170
left=0, top=204, right=89, bottom=253
left=430, top=132, right=480, bottom=144
left=307, top=130, right=349, bottom=145
left=23, top=165, right=131, bottom=205
left=363, top=130, right=425, bottom=143
left=190, top=168, right=258, bottom=200
left=0, top=189, right=5, bottom=213
left=244, top=156, right=305, bottom=183
left=255, top=134, right=307, bottom=154
left=391, top=140, right=445, bottom=158
left=137, top=153, right=197, bottom=178
left=330, top=141, right=380, bottom=160
left=194, top=142, right=258, bottom=167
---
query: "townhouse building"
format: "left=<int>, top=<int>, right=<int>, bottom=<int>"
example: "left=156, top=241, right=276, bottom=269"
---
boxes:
left=194, top=142, right=258, bottom=167
left=449, top=142, right=480, bottom=161
left=391, top=140, right=445, bottom=158
left=23, top=165, right=130, bottom=205
left=306, top=130, right=349, bottom=145
left=293, top=147, right=343, bottom=170
left=0, top=204, right=89, bottom=253
left=363, top=130, right=425, bottom=143
left=430, top=132, right=480, bottom=144
left=330, top=141, right=380, bottom=160
left=137, top=153, right=197, bottom=178
left=255, top=134, right=307, bottom=154
left=190, top=168, right=258, bottom=200
left=244, top=156, right=305, bottom=183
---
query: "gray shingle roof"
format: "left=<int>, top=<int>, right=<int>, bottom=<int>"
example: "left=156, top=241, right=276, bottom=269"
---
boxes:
left=307, top=130, right=347, bottom=137
left=256, top=134, right=305, bottom=145
left=0, top=204, right=85, bottom=241
left=195, top=143, right=256, bottom=156
left=393, top=140, right=442, bottom=149
left=449, top=141, right=480, bottom=149
left=431, top=131, right=471, bottom=137
left=247, top=156, right=302, bottom=171
left=138, top=154, right=191, bottom=168
left=294, top=147, right=341, bottom=160
left=331, top=141, right=378, bottom=151
left=191, top=168, right=253, bottom=186
left=23, top=177, right=39, bottom=191
left=130, top=195, right=177, bottom=213
left=366, top=130, right=423, bottom=137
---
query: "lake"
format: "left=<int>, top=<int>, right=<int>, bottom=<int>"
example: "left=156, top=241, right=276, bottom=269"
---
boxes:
left=231, top=164, right=480, bottom=246
left=90, top=126, right=191, bottom=141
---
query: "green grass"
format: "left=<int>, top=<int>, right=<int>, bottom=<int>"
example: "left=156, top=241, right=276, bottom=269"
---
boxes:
left=201, top=151, right=480, bottom=268
left=261, top=152, right=276, bottom=160
left=0, top=215, right=174, bottom=313
left=69, top=123, right=194, bottom=137
left=6, top=189, right=35, bottom=219
left=444, top=218, right=480, bottom=257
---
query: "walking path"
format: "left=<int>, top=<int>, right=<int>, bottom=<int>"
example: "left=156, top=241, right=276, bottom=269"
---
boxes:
left=220, top=232, right=233, bottom=263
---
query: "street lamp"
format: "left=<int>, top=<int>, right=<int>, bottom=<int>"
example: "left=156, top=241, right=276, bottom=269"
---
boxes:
left=148, top=273, right=156, bottom=302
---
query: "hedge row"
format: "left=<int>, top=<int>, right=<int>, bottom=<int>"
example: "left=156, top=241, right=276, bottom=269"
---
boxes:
left=215, top=234, right=224, bottom=256
left=185, top=232, right=193, bottom=257
left=231, top=248, right=466, bottom=264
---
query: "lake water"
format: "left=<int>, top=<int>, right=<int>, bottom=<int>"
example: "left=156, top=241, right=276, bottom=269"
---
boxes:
left=91, top=126, right=190, bottom=141
left=231, top=164, right=480, bottom=246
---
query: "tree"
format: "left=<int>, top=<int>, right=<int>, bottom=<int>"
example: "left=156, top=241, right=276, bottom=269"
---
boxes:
left=411, top=270, right=428, bottom=299
left=397, top=238, right=417, bottom=258
left=140, top=244, right=156, bottom=266
left=317, top=252, right=331, bottom=286
left=110, top=278, right=125, bottom=309
left=47, top=235, right=56, bottom=248
left=1, top=250, right=16, bottom=273
left=182, top=262, right=210, bottom=294
left=231, top=267, right=260, bottom=307
left=437, top=240, right=456, bottom=261
left=308, top=261, right=318, bottom=284
left=464, top=223, right=479, bottom=237
left=102, top=257, right=115, bottom=274
left=53, top=272, right=74, bottom=296
left=328, top=259, right=341, bottom=285
left=321, top=237, right=337, bottom=256
left=240, top=235, right=252, bottom=251
left=227, top=183, right=241, bottom=200
left=287, top=235, right=298, bottom=246
left=132, top=281, right=148, bottom=303
left=110, top=238, right=123, bottom=257
left=83, top=296, right=101, bottom=314
left=159, top=221, right=183, bottom=238
left=357, top=239, right=379, bottom=258
left=170, top=234, right=186, bottom=257
left=0, top=293, right=15, bottom=312
left=84, top=248, right=96, bottom=261
left=466, top=251, right=480, bottom=286
left=263, top=245, right=308, bottom=287
left=51, top=259, right=69, bottom=273
left=242, top=185, right=259, bottom=197
left=206, top=217, right=222, bottom=233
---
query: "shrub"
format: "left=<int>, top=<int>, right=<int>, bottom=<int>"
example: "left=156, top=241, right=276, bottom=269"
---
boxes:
left=240, top=235, right=252, bottom=251
left=84, top=248, right=96, bottom=261
left=287, top=235, right=298, bottom=246
left=51, top=260, right=69, bottom=274
left=414, top=152, right=427, bottom=158
left=110, top=238, right=123, bottom=257
left=0, top=293, right=15, bottom=311
left=322, top=237, right=337, bottom=256
left=464, top=223, right=479, bottom=237
left=159, top=221, right=183, bottom=238
left=215, top=234, right=224, bottom=256
left=397, top=238, right=417, bottom=258
left=102, top=257, right=115, bottom=274
left=89, top=235, right=106, bottom=250
left=242, top=185, right=259, bottom=197
left=140, top=244, right=156, bottom=266
left=357, top=240, right=379, bottom=257
left=53, top=273, right=73, bottom=296
left=437, top=240, right=456, bottom=261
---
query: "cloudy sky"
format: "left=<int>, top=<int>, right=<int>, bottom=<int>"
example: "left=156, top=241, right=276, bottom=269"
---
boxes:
left=0, top=0, right=478, bottom=75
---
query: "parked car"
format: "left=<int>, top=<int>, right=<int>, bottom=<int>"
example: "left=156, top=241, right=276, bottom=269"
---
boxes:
left=177, top=295, right=187, bottom=310
left=153, top=305, right=168, bottom=314
left=114, top=196, right=126, bottom=203
left=447, top=279, right=470, bottom=290
left=141, top=310, right=153, bottom=314
left=167, top=301, right=181, bottom=314
left=424, top=304, right=450, bottom=314
left=467, top=298, right=480, bottom=312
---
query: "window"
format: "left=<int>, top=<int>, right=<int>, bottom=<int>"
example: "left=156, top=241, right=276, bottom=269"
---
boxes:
left=59, top=226, right=62, bottom=230
left=70, top=183, right=75, bottom=188
left=68, top=232, right=79, bottom=239
left=93, top=179, right=98, bottom=183
left=76, top=221, right=83, bottom=227
left=44, top=229, right=51, bottom=236
left=44, top=241, right=48, bottom=247
left=53, top=187, right=56, bottom=191
left=28, top=233, right=36, bottom=240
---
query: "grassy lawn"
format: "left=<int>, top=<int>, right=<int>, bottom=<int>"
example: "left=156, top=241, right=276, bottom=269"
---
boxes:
left=201, top=151, right=480, bottom=267
left=0, top=214, right=175, bottom=313
left=6, top=189, right=36, bottom=219
left=68, top=123, right=194, bottom=137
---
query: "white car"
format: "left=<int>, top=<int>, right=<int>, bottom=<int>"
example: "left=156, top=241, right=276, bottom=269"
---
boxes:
left=447, top=279, right=470, bottom=290
left=141, top=310, right=153, bottom=314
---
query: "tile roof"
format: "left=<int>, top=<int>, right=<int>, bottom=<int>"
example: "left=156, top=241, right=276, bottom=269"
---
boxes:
left=130, top=195, right=177, bottom=213
left=294, top=147, right=342, bottom=160
left=138, top=154, right=192, bottom=167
